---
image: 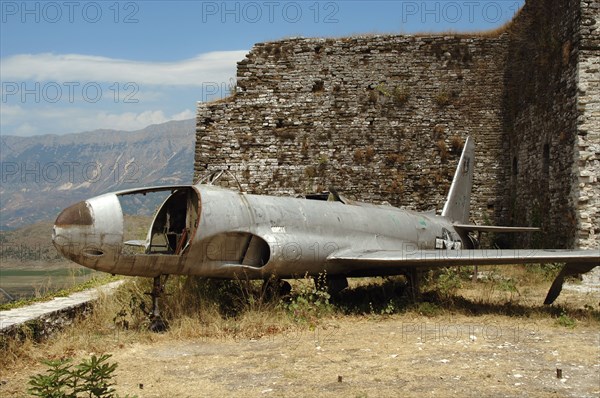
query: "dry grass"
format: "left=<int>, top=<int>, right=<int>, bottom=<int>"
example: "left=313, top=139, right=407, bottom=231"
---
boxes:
left=413, top=18, right=517, bottom=39
left=464, top=18, right=516, bottom=38
left=1, top=267, right=598, bottom=397
left=434, top=90, right=452, bottom=107
left=435, top=139, right=449, bottom=162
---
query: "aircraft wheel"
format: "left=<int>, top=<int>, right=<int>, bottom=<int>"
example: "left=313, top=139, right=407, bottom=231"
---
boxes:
left=149, top=316, right=169, bottom=333
left=262, top=278, right=291, bottom=300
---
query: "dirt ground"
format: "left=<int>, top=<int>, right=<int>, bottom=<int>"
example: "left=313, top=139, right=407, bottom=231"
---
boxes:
left=1, top=282, right=599, bottom=397
left=101, top=316, right=599, bottom=398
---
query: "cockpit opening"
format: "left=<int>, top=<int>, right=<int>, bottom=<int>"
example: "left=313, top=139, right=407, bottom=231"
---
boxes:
left=118, top=186, right=200, bottom=256
left=148, top=188, right=200, bottom=255
left=118, top=190, right=171, bottom=255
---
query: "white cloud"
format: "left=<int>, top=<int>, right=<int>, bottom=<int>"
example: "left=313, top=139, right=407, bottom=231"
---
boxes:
left=14, top=122, right=36, bottom=136
left=1, top=51, right=248, bottom=86
left=0, top=51, right=236, bottom=135
left=91, top=109, right=195, bottom=131
left=1, top=106, right=195, bottom=135
left=171, top=109, right=195, bottom=120
left=93, top=110, right=170, bottom=130
left=0, top=104, right=26, bottom=124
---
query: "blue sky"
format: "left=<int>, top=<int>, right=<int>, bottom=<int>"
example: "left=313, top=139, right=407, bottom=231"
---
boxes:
left=1, top=0, right=524, bottom=136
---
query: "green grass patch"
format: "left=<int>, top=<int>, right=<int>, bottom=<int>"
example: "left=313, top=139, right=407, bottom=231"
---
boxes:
left=0, top=275, right=120, bottom=311
left=0, top=267, right=95, bottom=278
left=555, top=311, right=577, bottom=328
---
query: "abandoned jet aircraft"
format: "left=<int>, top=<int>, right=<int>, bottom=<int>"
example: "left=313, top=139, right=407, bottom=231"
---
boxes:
left=52, top=137, right=598, bottom=317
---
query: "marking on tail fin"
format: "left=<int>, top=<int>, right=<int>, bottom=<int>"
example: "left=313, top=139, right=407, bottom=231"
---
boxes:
left=462, top=157, right=470, bottom=175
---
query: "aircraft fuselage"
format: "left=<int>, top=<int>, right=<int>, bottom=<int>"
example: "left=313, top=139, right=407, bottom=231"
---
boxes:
left=53, top=184, right=465, bottom=279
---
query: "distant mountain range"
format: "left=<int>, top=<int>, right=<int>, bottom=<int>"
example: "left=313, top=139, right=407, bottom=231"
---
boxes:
left=0, top=119, right=196, bottom=229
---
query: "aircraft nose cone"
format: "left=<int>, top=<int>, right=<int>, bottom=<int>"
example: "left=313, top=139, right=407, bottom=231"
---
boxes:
left=52, top=201, right=95, bottom=261
left=55, top=201, right=94, bottom=227
left=52, top=194, right=124, bottom=270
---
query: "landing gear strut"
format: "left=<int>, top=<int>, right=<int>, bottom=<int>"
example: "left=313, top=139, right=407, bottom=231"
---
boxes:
left=144, top=275, right=169, bottom=332
left=405, top=269, right=421, bottom=301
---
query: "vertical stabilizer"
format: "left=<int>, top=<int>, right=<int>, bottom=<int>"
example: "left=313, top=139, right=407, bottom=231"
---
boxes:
left=441, top=137, right=475, bottom=223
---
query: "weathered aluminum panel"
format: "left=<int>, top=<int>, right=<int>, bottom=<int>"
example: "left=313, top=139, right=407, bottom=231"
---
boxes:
left=53, top=193, right=124, bottom=273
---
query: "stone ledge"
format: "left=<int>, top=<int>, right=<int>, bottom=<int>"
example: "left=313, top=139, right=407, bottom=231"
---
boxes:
left=0, top=280, right=124, bottom=341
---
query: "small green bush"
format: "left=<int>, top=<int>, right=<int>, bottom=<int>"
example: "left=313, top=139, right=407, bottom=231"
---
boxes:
left=426, top=268, right=462, bottom=303
left=556, top=312, right=576, bottom=328
left=414, top=302, right=442, bottom=317
left=281, top=274, right=333, bottom=327
left=28, top=354, right=134, bottom=398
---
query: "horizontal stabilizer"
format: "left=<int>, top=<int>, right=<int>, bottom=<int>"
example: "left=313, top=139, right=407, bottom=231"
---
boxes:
left=454, top=224, right=540, bottom=233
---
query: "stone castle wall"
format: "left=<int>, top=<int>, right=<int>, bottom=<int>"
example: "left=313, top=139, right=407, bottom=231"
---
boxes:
left=577, top=0, right=600, bottom=249
left=502, top=0, right=599, bottom=249
left=195, top=0, right=599, bottom=250
left=196, top=35, right=509, bottom=224
left=503, top=0, right=581, bottom=249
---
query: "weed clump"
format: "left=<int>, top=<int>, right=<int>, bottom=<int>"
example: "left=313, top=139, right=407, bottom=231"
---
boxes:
left=434, top=90, right=452, bottom=106
left=28, top=354, right=134, bottom=398
left=424, top=268, right=463, bottom=304
left=555, top=311, right=576, bottom=328
left=280, top=274, right=333, bottom=327
left=392, top=86, right=410, bottom=105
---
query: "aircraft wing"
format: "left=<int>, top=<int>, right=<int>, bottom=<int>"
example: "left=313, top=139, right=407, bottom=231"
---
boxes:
left=326, top=248, right=598, bottom=304
left=327, top=248, right=598, bottom=267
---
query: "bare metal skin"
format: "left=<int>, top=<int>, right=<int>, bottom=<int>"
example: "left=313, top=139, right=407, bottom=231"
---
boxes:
left=53, top=138, right=598, bottom=305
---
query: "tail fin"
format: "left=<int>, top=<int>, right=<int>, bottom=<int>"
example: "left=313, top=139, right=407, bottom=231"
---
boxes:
left=442, top=137, right=474, bottom=223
